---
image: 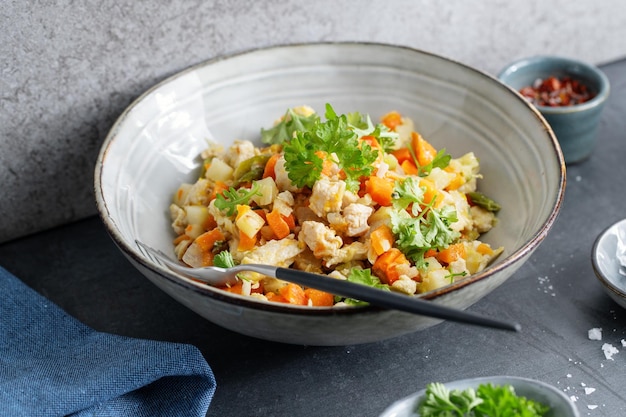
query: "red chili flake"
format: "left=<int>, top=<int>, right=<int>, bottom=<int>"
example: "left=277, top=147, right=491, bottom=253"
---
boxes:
left=518, top=76, right=595, bottom=107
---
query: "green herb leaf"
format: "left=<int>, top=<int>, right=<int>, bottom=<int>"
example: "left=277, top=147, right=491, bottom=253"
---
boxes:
left=340, top=268, right=389, bottom=306
left=392, top=177, right=425, bottom=216
left=346, top=111, right=398, bottom=153
left=418, top=382, right=550, bottom=417
left=282, top=103, right=378, bottom=191
left=418, top=382, right=482, bottom=417
left=260, top=108, right=320, bottom=144
left=214, top=182, right=261, bottom=216
left=213, top=250, right=237, bottom=268
left=418, top=148, right=452, bottom=176
left=390, top=195, right=460, bottom=268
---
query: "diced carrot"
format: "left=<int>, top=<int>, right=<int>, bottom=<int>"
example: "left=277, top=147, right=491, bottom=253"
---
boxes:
left=279, top=283, right=308, bottom=305
left=401, top=159, right=418, bottom=175
left=392, top=147, right=413, bottom=164
left=420, top=178, right=443, bottom=207
left=381, top=111, right=403, bottom=131
left=372, top=248, right=409, bottom=285
left=445, top=172, right=465, bottom=191
left=221, top=281, right=243, bottom=294
left=267, top=209, right=291, bottom=239
left=424, top=248, right=438, bottom=258
left=282, top=213, right=296, bottom=231
left=262, top=153, right=281, bottom=179
left=237, top=229, right=257, bottom=251
left=437, top=243, right=467, bottom=265
left=360, top=135, right=380, bottom=149
left=366, top=176, right=394, bottom=207
left=195, top=229, right=225, bottom=252
left=370, top=225, right=395, bottom=256
left=304, top=288, right=335, bottom=306
left=193, top=229, right=226, bottom=265
left=476, top=243, right=494, bottom=256
left=314, top=150, right=335, bottom=177
left=202, top=214, right=218, bottom=231
left=411, top=131, right=437, bottom=167
left=210, top=180, right=229, bottom=201
left=266, top=292, right=288, bottom=303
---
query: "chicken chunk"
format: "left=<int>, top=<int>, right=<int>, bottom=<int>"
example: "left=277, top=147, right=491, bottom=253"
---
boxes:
left=300, top=221, right=343, bottom=259
left=241, top=237, right=304, bottom=267
left=225, top=140, right=256, bottom=168
left=309, top=177, right=346, bottom=218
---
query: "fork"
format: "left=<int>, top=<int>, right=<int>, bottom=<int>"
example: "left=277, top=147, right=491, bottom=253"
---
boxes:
left=136, top=240, right=520, bottom=332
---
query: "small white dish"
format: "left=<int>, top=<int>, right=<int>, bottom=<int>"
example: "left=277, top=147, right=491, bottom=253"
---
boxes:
left=379, top=376, right=579, bottom=417
left=592, top=218, right=626, bottom=309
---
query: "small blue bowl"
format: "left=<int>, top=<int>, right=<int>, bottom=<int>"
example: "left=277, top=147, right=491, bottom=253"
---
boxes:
left=498, top=56, right=610, bottom=164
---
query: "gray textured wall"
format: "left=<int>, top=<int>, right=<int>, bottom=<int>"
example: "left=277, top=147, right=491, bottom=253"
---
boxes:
left=1, top=0, right=625, bottom=243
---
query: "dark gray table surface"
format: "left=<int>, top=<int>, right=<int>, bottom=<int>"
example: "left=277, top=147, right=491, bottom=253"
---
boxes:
left=2, top=58, right=626, bottom=417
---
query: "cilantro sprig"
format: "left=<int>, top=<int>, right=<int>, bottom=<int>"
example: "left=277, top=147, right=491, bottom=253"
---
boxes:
left=282, top=104, right=379, bottom=191
left=418, top=382, right=550, bottom=417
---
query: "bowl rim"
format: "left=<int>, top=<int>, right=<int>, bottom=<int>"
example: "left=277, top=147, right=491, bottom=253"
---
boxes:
left=95, top=41, right=567, bottom=316
left=591, top=218, right=626, bottom=300
left=497, top=55, right=611, bottom=115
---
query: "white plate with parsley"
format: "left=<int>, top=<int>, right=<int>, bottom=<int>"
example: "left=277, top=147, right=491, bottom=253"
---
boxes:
left=379, top=376, right=579, bottom=417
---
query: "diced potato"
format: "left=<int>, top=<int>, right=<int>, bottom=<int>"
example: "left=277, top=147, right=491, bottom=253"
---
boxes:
left=235, top=205, right=265, bottom=238
left=184, top=223, right=205, bottom=240
left=185, top=205, right=210, bottom=227
left=205, top=158, right=234, bottom=182
left=251, top=177, right=278, bottom=207
left=418, top=269, right=450, bottom=293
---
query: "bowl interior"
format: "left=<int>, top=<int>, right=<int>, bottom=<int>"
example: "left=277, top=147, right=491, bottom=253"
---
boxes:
left=96, top=43, right=565, bottom=306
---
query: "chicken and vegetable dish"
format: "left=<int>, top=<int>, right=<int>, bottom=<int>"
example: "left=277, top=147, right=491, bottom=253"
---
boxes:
left=169, top=104, right=502, bottom=306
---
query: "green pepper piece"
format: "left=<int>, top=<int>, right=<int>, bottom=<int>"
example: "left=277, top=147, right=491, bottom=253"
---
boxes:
left=232, top=154, right=271, bottom=185
left=467, top=191, right=501, bottom=212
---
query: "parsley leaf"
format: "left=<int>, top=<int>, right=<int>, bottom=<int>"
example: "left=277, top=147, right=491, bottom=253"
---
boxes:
left=282, top=103, right=378, bottom=191
left=346, top=111, right=398, bottom=153
left=392, top=177, right=424, bottom=216
left=418, top=382, right=482, bottom=416
left=423, top=205, right=460, bottom=249
left=390, top=191, right=460, bottom=268
left=418, top=382, right=550, bottom=417
left=214, top=182, right=261, bottom=216
left=260, top=108, right=320, bottom=144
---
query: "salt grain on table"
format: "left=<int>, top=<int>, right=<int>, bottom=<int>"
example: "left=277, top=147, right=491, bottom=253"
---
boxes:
left=588, top=327, right=602, bottom=340
left=602, top=343, right=619, bottom=360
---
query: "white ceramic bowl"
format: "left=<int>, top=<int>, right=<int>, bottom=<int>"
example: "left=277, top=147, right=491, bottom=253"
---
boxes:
left=592, top=218, right=626, bottom=310
left=379, top=376, right=579, bottom=417
left=95, top=42, right=565, bottom=345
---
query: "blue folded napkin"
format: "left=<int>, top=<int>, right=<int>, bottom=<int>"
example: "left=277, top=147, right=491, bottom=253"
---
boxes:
left=0, top=266, right=216, bottom=417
